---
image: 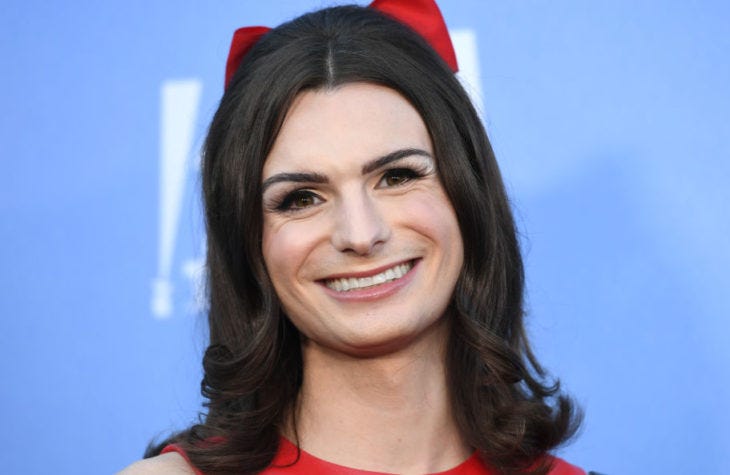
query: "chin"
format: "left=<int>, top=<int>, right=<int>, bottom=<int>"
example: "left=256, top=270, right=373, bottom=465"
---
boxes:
left=306, top=314, right=450, bottom=359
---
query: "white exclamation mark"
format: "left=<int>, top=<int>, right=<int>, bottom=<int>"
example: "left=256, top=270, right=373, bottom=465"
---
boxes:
left=152, top=79, right=202, bottom=319
left=451, top=29, right=484, bottom=117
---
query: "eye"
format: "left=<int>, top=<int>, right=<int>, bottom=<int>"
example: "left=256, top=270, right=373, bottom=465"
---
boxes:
left=378, top=168, right=422, bottom=188
left=277, top=190, right=322, bottom=211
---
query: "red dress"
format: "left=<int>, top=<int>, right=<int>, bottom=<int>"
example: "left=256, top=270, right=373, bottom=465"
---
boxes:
left=162, top=438, right=585, bottom=475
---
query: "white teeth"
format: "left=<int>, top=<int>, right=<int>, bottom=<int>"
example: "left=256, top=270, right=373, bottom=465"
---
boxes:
left=325, top=261, right=413, bottom=292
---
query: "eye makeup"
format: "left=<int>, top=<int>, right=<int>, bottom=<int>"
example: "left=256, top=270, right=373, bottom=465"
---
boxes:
left=262, top=149, right=436, bottom=214
left=270, top=189, right=323, bottom=213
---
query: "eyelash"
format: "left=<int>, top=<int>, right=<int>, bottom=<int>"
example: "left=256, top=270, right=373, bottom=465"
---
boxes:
left=271, top=164, right=431, bottom=213
left=377, top=166, right=428, bottom=188
left=274, top=190, right=321, bottom=212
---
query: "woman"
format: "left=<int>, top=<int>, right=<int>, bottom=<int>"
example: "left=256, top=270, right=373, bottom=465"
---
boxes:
left=121, top=1, right=583, bottom=474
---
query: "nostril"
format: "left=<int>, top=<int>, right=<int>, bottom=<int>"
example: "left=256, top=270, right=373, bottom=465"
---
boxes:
left=331, top=199, right=391, bottom=255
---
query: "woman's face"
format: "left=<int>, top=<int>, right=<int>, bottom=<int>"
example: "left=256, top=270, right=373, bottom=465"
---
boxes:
left=261, top=83, right=463, bottom=357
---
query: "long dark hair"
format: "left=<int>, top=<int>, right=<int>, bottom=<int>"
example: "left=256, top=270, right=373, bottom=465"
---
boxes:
left=148, top=4, right=580, bottom=474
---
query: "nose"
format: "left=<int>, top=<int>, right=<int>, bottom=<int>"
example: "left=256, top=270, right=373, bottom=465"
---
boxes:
left=331, top=190, right=391, bottom=256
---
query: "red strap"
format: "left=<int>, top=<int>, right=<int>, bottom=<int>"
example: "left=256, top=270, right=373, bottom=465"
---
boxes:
left=224, top=0, right=458, bottom=89
left=161, top=443, right=206, bottom=475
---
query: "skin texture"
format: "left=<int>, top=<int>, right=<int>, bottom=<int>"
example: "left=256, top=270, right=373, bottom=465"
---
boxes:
left=262, top=83, right=470, bottom=473
left=116, top=452, right=193, bottom=474
left=262, top=83, right=464, bottom=358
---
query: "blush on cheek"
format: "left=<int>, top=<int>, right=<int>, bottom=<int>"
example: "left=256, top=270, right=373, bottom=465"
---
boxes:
left=399, top=191, right=459, bottom=231
left=262, top=220, right=326, bottom=289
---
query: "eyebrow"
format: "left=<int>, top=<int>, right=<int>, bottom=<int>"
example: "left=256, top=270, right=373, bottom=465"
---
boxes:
left=262, top=171, right=328, bottom=192
left=361, top=148, right=432, bottom=174
left=262, top=148, right=432, bottom=192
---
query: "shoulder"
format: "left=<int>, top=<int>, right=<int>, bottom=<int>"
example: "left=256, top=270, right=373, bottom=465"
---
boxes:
left=116, top=452, right=197, bottom=475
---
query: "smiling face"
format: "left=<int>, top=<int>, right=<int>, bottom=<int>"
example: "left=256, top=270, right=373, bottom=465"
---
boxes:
left=261, top=83, right=464, bottom=357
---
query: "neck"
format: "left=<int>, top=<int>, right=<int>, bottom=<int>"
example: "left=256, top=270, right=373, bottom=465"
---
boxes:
left=287, top=321, right=471, bottom=474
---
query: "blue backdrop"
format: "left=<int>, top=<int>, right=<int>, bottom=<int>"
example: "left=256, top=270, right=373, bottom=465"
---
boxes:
left=2, top=1, right=728, bottom=474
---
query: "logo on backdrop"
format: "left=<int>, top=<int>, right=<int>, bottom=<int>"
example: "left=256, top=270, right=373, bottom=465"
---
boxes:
left=151, top=79, right=204, bottom=319
left=150, top=29, right=481, bottom=319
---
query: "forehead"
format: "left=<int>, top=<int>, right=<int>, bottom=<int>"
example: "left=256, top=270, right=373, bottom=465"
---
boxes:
left=263, top=83, right=432, bottom=176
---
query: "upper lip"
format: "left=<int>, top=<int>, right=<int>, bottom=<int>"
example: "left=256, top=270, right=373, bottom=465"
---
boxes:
left=318, top=258, right=416, bottom=281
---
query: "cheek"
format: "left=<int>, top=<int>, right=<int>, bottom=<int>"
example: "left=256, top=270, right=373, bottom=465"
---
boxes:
left=401, top=189, right=463, bottom=248
left=262, top=220, right=322, bottom=291
left=262, top=225, right=294, bottom=287
left=401, top=190, right=464, bottom=286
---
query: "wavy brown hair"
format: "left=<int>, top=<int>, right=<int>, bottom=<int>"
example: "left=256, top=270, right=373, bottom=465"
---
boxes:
left=147, top=4, right=581, bottom=474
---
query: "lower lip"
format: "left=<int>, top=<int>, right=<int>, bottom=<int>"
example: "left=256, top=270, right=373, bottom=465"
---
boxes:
left=320, top=260, right=419, bottom=302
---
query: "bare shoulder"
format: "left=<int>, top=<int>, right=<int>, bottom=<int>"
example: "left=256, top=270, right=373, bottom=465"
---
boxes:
left=116, top=452, right=196, bottom=475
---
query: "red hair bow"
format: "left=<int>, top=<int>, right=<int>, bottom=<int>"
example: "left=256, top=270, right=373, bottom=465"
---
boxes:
left=224, top=0, right=458, bottom=89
